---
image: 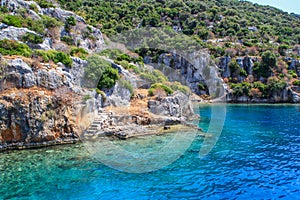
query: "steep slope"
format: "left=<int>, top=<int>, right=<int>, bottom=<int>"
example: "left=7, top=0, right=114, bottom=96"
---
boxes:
left=56, top=0, right=300, bottom=102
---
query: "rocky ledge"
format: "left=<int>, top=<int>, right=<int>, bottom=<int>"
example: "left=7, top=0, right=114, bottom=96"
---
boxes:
left=84, top=90, right=199, bottom=140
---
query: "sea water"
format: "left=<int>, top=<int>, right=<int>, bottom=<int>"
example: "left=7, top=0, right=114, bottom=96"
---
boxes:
left=1, top=104, right=300, bottom=199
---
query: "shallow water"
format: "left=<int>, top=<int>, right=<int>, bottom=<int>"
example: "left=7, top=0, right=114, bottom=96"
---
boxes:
left=1, top=104, right=300, bottom=199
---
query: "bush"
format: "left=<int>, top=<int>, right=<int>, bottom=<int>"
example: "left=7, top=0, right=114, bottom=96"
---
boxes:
left=70, top=47, right=88, bottom=59
left=54, top=51, right=73, bottom=67
left=97, top=67, right=120, bottom=89
left=170, top=81, right=191, bottom=95
left=36, top=0, right=55, bottom=8
left=140, top=69, right=168, bottom=83
left=267, top=77, right=287, bottom=93
left=278, top=44, right=290, bottom=56
left=292, top=80, right=300, bottom=86
left=0, top=39, right=32, bottom=57
left=140, top=72, right=158, bottom=84
left=65, top=16, right=76, bottom=31
left=66, top=16, right=76, bottom=26
left=29, top=4, right=39, bottom=13
left=33, top=50, right=73, bottom=67
left=153, top=69, right=168, bottom=82
left=149, top=83, right=173, bottom=96
left=231, top=82, right=251, bottom=97
left=22, top=33, right=43, bottom=44
left=2, top=15, right=23, bottom=27
left=253, top=81, right=268, bottom=96
left=61, top=35, right=74, bottom=45
left=116, top=60, right=129, bottom=69
left=116, top=54, right=131, bottom=62
left=41, top=16, right=62, bottom=28
left=239, top=68, right=247, bottom=77
left=99, top=49, right=123, bottom=59
left=84, top=55, right=111, bottom=85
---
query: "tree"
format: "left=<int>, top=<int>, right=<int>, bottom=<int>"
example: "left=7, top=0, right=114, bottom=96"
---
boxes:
left=97, top=67, right=120, bottom=89
left=254, top=50, right=276, bottom=78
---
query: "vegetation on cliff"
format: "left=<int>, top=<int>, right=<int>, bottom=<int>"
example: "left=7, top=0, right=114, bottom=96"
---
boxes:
left=56, top=0, right=300, bottom=100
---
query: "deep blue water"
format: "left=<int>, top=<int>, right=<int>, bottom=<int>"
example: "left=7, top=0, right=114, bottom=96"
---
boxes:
left=1, top=104, right=300, bottom=199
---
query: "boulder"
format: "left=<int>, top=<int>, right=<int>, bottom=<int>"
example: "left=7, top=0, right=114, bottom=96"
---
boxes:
left=148, top=91, right=195, bottom=118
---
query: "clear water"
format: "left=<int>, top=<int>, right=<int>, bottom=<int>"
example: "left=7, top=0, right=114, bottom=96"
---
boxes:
left=1, top=104, right=300, bottom=199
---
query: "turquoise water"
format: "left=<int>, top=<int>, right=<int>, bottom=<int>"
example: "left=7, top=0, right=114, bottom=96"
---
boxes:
left=1, top=104, right=300, bottom=199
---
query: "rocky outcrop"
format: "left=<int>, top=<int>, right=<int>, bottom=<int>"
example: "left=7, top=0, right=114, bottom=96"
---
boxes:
left=0, top=56, right=99, bottom=150
left=0, top=88, right=79, bottom=150
left=286, top=57, right=300, bottom=76
left=148, top=91, right=195, bottom=119
left=0, top=25, right=38, bottom=41
left=0, top=58, right=75, bottom=90
left=289, top=89, right=300, bottom=103
left=218, top=56, right=257, bottom=78
left=219, top=56, right=231, bottom=78
left=156, top=52, right=226, bottom=98
left=1, top=0, right=105, bottom=53
left=105, top=82, right=132, bottom=107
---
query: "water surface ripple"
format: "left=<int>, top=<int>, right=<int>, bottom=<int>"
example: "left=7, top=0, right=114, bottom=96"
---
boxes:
left=1, top=104, right=300, bottom=199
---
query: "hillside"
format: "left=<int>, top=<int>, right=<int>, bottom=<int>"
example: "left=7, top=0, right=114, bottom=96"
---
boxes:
left=0, top=0, right=199, bottom=150
left=56, top=0, right=300, bottom=102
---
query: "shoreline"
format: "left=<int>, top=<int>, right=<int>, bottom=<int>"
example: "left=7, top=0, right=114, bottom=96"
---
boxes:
left=0, top=123, right=201, bottom=152
left=193, top=101, right=300, bottom=105
left=0, top=138, right=80, bottom=152
left=1, top=103, right=299, bottom=152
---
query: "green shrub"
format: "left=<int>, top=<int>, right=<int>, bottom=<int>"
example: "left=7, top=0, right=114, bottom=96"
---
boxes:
left=65, top=16, right=76, bottom=31
left=231, top=82, right=251, bottom=97
left=131, top=65, right=141, bottom=74
left=170, top=81, right=191, bottom=95
left=2, top=15, right=23, bottom=27
left=70, top=47, right=88, bottom=59
left=61, top=35, right=74, bottom=45
left=0, top=39, right=32, bottom=57
left=97, top=67, right=120, bottom=89
left=292, top=80, right=300, bottom=86
left=288, top=70, right=298, bottom=78
left=29, top=4, right=39, bottom=13
left=99, top=49, right=123, bottom=59
left=278, top=44, right=290, bottom=56
left=22, top=33, right=43, bottom=44
left=153, top=69, right=168, bottom=82
left=116, top=60, right=129, bottom=69
left=66, top=16, right=76, bottom=26
left=140, top=72, right=158, bottom=84
left=54, top=51, right=73, bottom=67
left=149, top=83, right=173, bottom=95
left=33, top=50, right=73, bottom=67
left=239, top=68, right=247, bottom=77
left=253, top=81, right=268, bottom=95
left=148, top=88, right=155, bottom=96
left=36, top=0, right=54, bottom=8
left=267, top=77, right=287, bottom=93
left=41, top=16, right=62, bottom=28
